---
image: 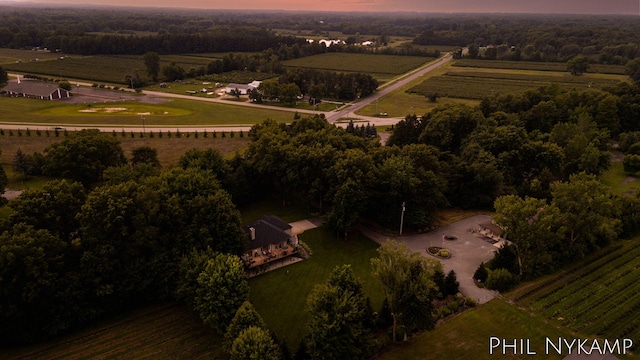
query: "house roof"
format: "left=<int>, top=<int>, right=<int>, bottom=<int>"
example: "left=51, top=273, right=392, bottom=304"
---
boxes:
left=245, top=215, right=292, bottom=251
left=2, top=80, right=68, bottom=97
left=479, top=221, right=502, bottom=235
left=226, top=83, right=253, bottom=91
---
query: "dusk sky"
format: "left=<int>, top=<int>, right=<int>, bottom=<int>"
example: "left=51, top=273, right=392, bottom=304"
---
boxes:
left=6, top=0, right=640, bottom=14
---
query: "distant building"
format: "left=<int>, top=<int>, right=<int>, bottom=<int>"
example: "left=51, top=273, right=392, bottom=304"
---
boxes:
left=225, top=80, right=262, bottom=95
left=1, top=80, right=71, bottom=100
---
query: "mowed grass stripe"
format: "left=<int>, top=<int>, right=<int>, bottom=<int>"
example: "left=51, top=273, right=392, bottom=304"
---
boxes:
left=52, top=309, right=187, bottom=359
left=8, top=304, right=224, bottom=360
left=77, top=316, right=189, bottom=359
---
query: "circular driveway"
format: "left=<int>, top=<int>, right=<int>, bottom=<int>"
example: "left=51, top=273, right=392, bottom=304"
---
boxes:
left=359, top=214, right=499, bottom=304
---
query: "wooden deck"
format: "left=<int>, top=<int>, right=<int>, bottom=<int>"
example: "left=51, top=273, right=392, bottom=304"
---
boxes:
left=243, top=246, right=298, bottom=269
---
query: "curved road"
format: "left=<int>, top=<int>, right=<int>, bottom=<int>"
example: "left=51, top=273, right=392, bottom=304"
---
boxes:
left=4, top=54, right=452, bottom=131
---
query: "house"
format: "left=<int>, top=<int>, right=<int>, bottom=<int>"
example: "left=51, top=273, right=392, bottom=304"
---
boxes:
left=225, top=80, right=262, bottom=95
left=242, top=215, right=299, bottom=269
left=478, top=221, right=509, bottom=247
left=1, top=80, right=71, bottom=100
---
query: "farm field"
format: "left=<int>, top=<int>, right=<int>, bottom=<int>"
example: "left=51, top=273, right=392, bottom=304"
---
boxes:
left=1, top=303, right=226, bottom=360
left=0, top=97, right=296, bottom=126
left=281, top=53, right=433, bottom=82
left=2, top=54, right=214, bottom=85
left=508, top=238, right=640, bottom=346
left=453, top=59, right=628, bottom=75
left=0, top=51, right=245, bottom=85
left=355, top=61, right=478, bottom=117
left=249, top=227, right=384, bottom=350
left=0, top=131, right=250, bottom=169
left=408, top=66, right=628, bottom=100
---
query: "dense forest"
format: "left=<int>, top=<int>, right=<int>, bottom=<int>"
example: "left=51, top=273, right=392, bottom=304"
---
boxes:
left=1, top=5, right=639, bottom=65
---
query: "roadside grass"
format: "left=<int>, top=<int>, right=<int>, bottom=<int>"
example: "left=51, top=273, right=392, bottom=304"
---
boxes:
left=375, top=298, right=576, bottom=360
left=0, top=97, right=297, bottom=125
left=600, top=160, right=639, bottom=196
left=1, top=303, right=226, bottom=360
left=0, top=132, right=251, bottom=168
left=355, top=62, right=479, bottom=118
left=249, top=227, right=384, bottom=350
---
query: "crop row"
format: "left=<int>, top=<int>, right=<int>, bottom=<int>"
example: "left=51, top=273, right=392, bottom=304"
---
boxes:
left=445, top=70, right=622, bottom=87
left=408, top=72, right=623, bottom=100
left=531, top=244, right=640, bottom=312
left=453, top=59, right=627, bottom=75
left=581, top=292, right=640, bottom=337
left=14, top=303, right=222, bottom=360
left=511, top=243, right=624, bottom=303
left=282, top=53, right=432, bottom=77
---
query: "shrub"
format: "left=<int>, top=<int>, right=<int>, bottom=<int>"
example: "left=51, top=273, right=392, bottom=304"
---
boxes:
left=473, top=262, right=489, bottom=283
left=485, top=268, right=516, bottom=292
left=438, top=248, right=450, bottom=258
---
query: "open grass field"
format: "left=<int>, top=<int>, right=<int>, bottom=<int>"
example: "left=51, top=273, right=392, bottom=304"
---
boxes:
left=453, top=59, right=628, bottom=75
left=376, top=298, right=587, bottom=360
left=0, top=131, right=250, bottom=169
left=281, top=53, right=433, bottom=82
left=0, top=97, right=297, bottom=125
left=1, top=303, right=226, bottom=360
left=408, top=66, right=627, bottom=100
left=508, top=238, right=640, bottom=347
left=249, top=227, right=384, bottom=350
left=600, top=160, right=640, bottom=196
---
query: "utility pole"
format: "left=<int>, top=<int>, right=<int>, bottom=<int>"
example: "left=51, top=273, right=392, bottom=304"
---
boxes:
left=399, top=202, right=406, bottom=235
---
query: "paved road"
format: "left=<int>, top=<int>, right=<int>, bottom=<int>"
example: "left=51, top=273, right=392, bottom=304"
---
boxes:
left=325, top=54, right=453, bottom=123
left=5, top=55, right=451, bottom=130
left=359, top=214, right=498, bottom=304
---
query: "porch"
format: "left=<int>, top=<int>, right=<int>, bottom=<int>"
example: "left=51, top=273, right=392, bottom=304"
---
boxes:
left=243, top=244, right=299, bottom=269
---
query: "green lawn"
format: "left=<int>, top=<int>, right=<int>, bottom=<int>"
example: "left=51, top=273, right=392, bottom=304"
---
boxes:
left=600, top=160, right=639, bottom=196
left=376, top=298, right=584, bottom=360
left=249, top=227, right=383, bottom=350
left=0, top=97, right=297, bottom=126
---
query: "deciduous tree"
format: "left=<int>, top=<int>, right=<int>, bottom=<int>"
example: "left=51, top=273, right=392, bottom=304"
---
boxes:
left=371, top=240, right=440, bottom=341
left=192, top=253, right=248, bottom=333
left=306, top=265, right=375, bottom=360
left=230, top=326, right=281, bottom=360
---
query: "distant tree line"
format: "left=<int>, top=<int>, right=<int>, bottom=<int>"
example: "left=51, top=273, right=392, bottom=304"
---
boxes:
left=413, top=15, right=640, bottom=65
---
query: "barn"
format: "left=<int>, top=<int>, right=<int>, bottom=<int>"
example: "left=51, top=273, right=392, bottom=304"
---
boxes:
left=1, top=80, right=71, bottom=100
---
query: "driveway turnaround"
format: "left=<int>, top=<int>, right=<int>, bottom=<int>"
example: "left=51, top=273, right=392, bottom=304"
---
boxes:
left=359, top=214, right=498, bottom=304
